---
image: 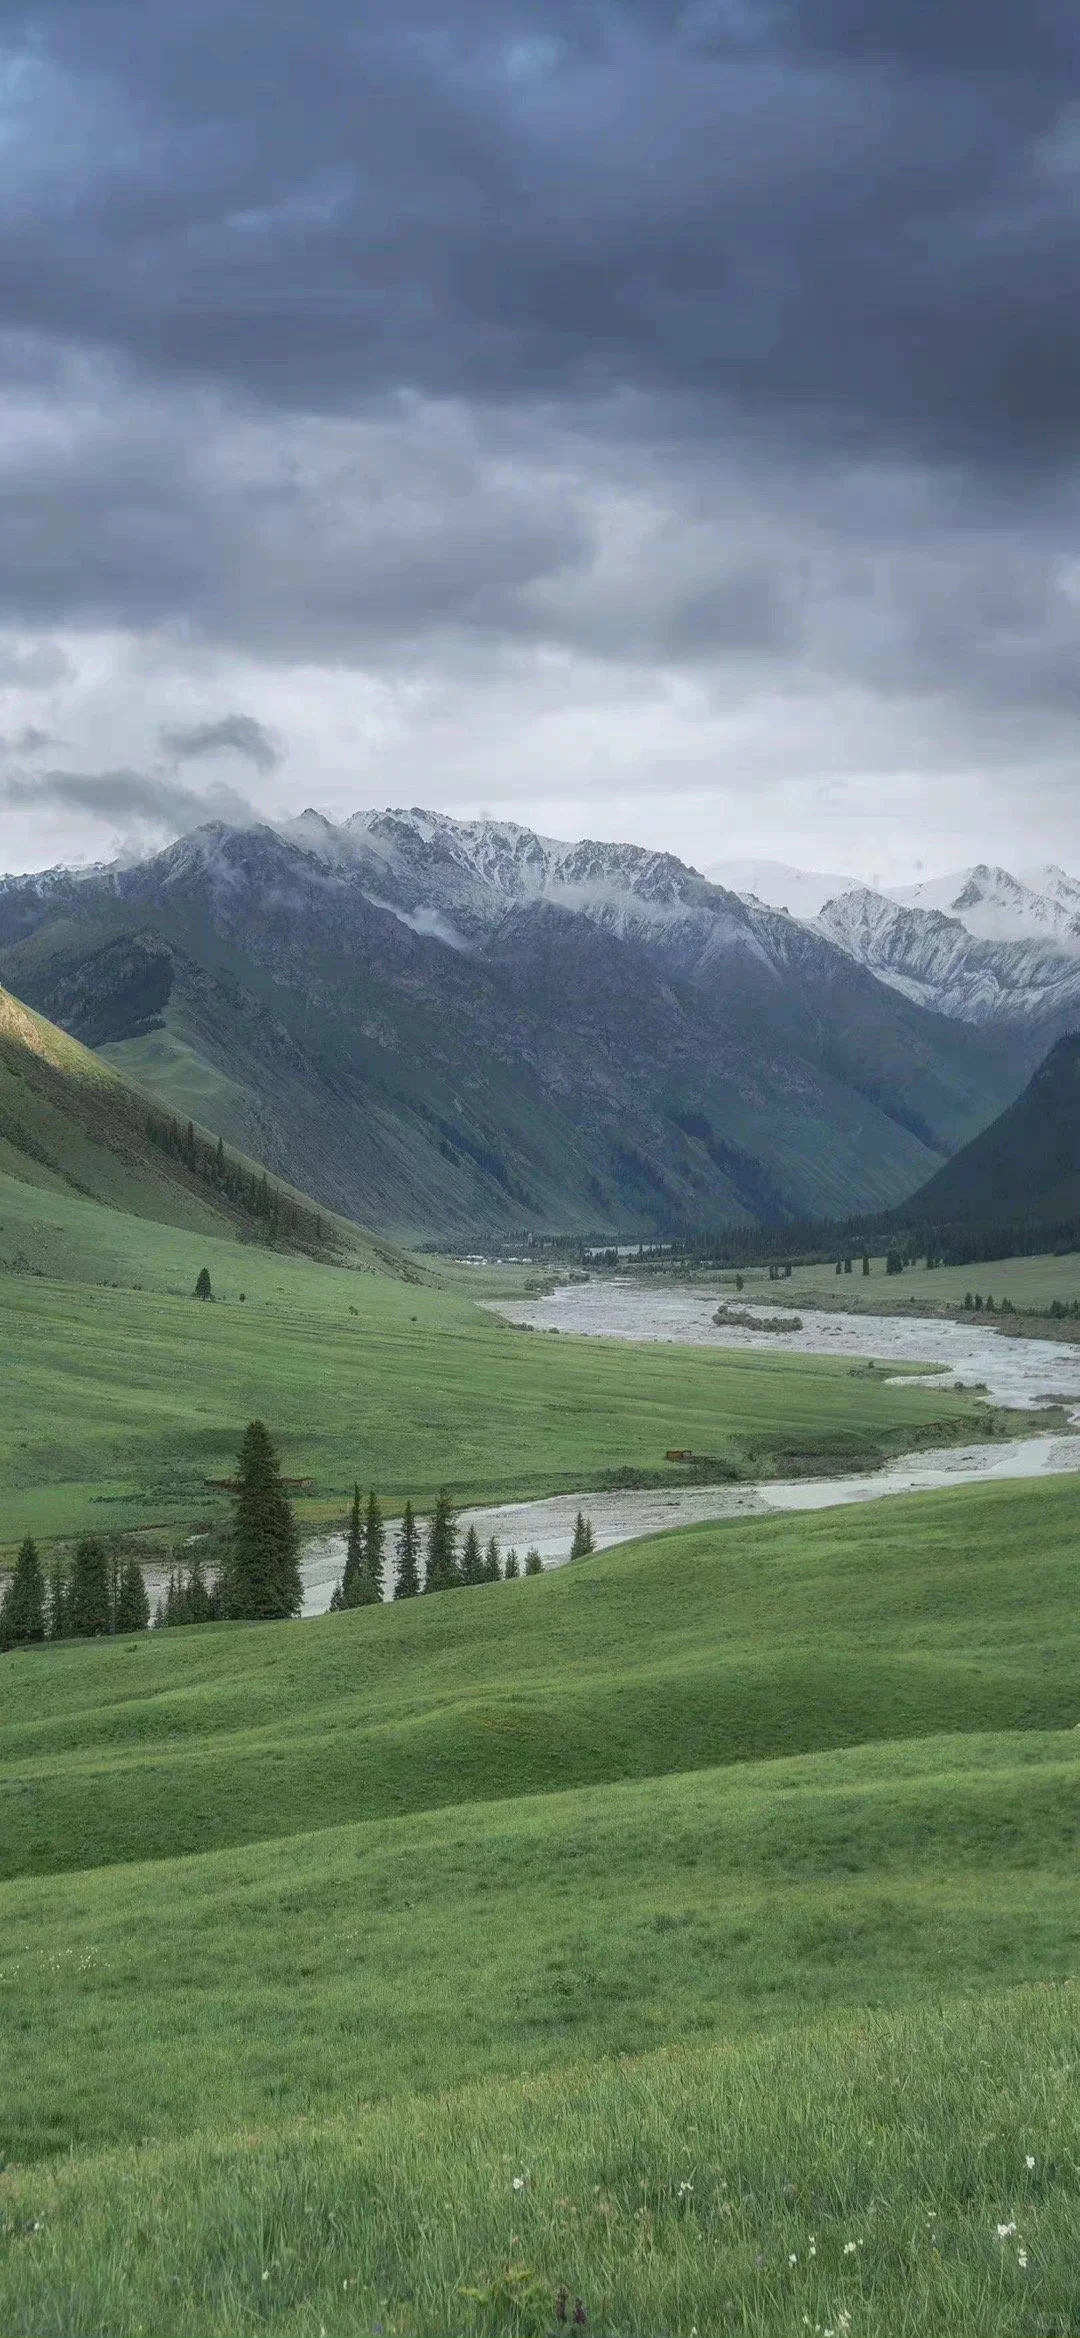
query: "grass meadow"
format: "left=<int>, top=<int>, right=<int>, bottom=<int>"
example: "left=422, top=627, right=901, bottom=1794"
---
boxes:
left=2, top=1474, right=1079, bottom=2332
left=727, top=1248, right=1080, bottom=1316
left=0, top=1173, right=994, bottom=1544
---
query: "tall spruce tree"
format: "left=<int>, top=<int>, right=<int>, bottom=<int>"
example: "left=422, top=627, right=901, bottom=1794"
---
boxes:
left=460, top=1523, right=483, bottom=1585
left=361, top=1492, right=385, bottom=1602
left=114, top=1557, right=150, bottom=1633
left=482, top=1534, right=502, bottom=1583
left=393, top=1501, right=421, bottom=1598
left=524, top=1547, right=544, bottom=1575
left=340, top=1483, right=364, bottom=1607
left=503, top=1546, right=520, bottom=1579
left=0, top=1537, right=46, bottom=1648
left=194, top=1267, right=213, bottom=1300
left=424, top=1490, right=459, bottom=1592
left=224, top=1421, right=303, bottom=1619
left=67, top=1536, right=112, bottom=1637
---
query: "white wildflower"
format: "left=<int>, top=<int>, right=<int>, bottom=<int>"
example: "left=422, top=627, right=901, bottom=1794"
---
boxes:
left=997, top=2222, right=1017, bottom=2240
left=843, top=2239, right=859, bottom=2256
left=512, top=2174, right=528, bottom=2192
left=1018, top=2248, right=1028, bottom=2270
left=1025, top=2155, right=1035, bottom=2171
left=789, top=2252, right=798, bottom=2266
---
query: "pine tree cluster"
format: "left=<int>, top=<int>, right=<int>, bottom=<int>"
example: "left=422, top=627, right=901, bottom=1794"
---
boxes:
left=1, top=1537, right=152, bottom=1649
left=144, top=1112, right=327, bottom=1249
left=326, top=1487, right=586, bottom=1604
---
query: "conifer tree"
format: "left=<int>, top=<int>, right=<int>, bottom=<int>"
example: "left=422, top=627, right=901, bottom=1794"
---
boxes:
left=341, top=1483, right=364, bottom=1607
left=67, top=1536, right=112, bottom=1637
left=114, top=1557, right=150, bottom=1633
left=482, top=1534, right=502, bottom=1582
left=393, top=1501, right=421, bottom=1598
left=195, top=1267, right=213, bottom=1300
left=460, top=1523, right=483, bottom=1585
left=503, top=1546, right=520, bottom=1578
left=224, top=1421, right=303, bottom=1619
left=361, top=1491, right=385, bottom=1603
left=0, top=1537, right=46, bottom=1648
left=46, top=1559, right=67, bottom=1641
left=524, top=1547, right=543, bottom=1575
left=570, top=1511, right=595, bottom=1560
left=424, top=1489, right=459, bottom=1592
left=328, top=1581, right=344, bottom=1612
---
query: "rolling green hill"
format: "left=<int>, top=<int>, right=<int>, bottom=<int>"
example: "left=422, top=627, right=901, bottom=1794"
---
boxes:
left=906, top=1028, right=1080, bottom=1223
left=0, top=980, right=405, bottom=1275
left=1, top=1476, right=1079, bottom=2333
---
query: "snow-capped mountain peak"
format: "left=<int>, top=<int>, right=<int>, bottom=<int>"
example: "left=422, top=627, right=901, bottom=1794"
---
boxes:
left=888, top=863, right=1080, bottom=952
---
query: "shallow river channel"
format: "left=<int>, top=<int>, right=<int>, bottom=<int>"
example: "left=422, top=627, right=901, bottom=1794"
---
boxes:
left=300, top=1281, right=1080, bottom=1614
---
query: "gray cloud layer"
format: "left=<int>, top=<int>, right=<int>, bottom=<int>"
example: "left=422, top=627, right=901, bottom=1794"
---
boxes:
left=0, top=0, right=1078, bottom=867
left=0, top=768, right=257, bottom=831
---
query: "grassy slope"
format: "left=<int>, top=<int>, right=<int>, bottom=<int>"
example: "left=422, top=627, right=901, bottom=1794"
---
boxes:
left=1, top=1478, right=1080, bottom=2332
left=906, top=1029, right=1080, bottom=1224
left=2, top=1992, right=1074, bottom=2338
left=0, top=1180, right=990, bottom=1543
left=3, top=1475, right=1079, bottom=1878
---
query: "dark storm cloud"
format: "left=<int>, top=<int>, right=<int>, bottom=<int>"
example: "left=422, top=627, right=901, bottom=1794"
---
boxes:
left=0, top=767, right=257, bottom=830
left=0, top=0, right=1077, bottom=464
left=161, top=715, right=282, bottom=775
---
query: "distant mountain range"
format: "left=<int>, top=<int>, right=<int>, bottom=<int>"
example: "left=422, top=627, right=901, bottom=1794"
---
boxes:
left=710, top=857, right=1080, bottom=1035
left=0, top=811, right=1035, bottom=1237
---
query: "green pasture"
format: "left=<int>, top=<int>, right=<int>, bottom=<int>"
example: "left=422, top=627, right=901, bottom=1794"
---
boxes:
left=1, top=1473, right=1080, bottom=2332
left=3, top=1989, right=1076, bottom=2338
left=1, top=1732, right=1077, bottom=2164
left=726, top=1246, right=1080, bottom=1315
left=0, top=1175, right=993, bottom=1544
left=4, top=1473, right=1077, bottom=1877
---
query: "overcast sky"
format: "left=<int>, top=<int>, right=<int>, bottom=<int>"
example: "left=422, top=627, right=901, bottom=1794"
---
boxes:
left=1, top=0, right=1079, bottom=882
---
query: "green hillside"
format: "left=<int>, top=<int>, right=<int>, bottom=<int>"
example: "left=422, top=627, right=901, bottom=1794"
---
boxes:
left=1, top=1477, right=1079, bottom=2333
left=0, top=980, right=402, bottom=1273
left=0, top=1176, right=991, bottom=1542
left=906, top=1028, right=1080, bottom=1223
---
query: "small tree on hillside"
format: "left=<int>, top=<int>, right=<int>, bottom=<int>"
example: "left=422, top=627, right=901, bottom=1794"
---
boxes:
left=114, top=1557, right=150, bottom=1633
left=393, top=1501, right=421, bottom=1598
left=570, top=1511, right=595, bottom=1560
left=67, top=1536, right=112, bottom=1638
left=0, top=1537, right=46, bottom=1649
left=503, top=1547, right=520, bottom=1578
left=340, top=1484, right=364, bottom=1607
left=195, top=1267, right=213, bottom=1300
left=224, top=1421, right=302, bottom=1620
left=460, top=1524, right=484, bottom=1585
left=482, top=1534, right=502, bottom=1582
left=361, top=1492, right=385, bottom=1603
left=524, top=1547, right=543, bottom=1576
left=424, top=1490, right=459, bottom=1592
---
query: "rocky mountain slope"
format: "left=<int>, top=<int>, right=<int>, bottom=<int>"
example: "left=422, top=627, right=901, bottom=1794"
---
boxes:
left=815, top=886, right=1080, bottom=1030
left=0, top=813, right=1028, bottom=1237
left=710, top=855, right=1080, bottom=1039
left=903, top=1032, right=1080, bottom=1225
